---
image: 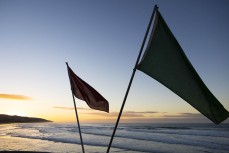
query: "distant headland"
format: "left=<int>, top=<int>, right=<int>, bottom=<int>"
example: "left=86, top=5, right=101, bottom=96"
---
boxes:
left=0, top=114, right=52, bottom=124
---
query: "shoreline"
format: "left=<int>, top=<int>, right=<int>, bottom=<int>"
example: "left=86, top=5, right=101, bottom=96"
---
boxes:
left=0, top=150, right=50, bottom=153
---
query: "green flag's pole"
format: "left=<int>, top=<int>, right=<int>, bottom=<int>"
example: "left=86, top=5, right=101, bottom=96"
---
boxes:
left=66, top=62, right=85, bottom=153
left=106, top=5, right=158, bottom=153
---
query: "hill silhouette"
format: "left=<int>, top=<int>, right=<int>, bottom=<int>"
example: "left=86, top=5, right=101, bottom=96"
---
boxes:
left=0, top=114, right=52, bottom=124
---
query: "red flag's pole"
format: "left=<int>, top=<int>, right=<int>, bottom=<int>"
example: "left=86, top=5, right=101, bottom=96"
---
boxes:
left=66, top=62, right=85, bottom=153
left=106, top=5, right=158, bottom=153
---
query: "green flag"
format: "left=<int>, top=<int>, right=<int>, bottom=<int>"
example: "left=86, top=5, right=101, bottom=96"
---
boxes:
left=137, top=10, right=228, bottom=124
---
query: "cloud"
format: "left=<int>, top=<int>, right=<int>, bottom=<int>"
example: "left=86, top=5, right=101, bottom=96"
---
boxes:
left=86, top=111, right=160, bottom=118
left=53, top=106, right=90, bottom=111
left=92, top=111, right=203, bottom=118
left=179, top=113, right=203, bottom=118
left=0, top=94, right=31, bottom=100
left=125, top=111, right=159, bottom=114
left=52, top=106, right=203, bottom=119
left=122, top=111, right=159, bottom=117
left=53, top=106, right=74, bottom=110
left=161, top=113, right=203, bottom=118
left=52, top=106, right=160, bottom=118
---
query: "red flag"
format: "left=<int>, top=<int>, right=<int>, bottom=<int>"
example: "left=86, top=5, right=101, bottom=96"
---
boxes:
left=67, top=65, right=109, bottom=113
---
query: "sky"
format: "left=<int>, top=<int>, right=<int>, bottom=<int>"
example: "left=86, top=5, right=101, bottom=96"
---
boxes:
left=0, top=0, right=228, bottom=123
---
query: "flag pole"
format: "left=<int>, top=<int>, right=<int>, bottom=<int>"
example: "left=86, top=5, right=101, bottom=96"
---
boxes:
left=66, top=62, right=85, bottom=153
left=106, top=5, right=158, bottom=153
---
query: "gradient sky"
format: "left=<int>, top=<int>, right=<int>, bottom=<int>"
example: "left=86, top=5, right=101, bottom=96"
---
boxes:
left=0, top=0, right=228, bottom=123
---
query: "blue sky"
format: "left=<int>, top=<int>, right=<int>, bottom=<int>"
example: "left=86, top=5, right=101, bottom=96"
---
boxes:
left=0, top=0, right=228, bottom=123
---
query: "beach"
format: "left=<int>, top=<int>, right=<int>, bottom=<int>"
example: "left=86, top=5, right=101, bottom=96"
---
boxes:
left=1, top=123, right=229, bottom=153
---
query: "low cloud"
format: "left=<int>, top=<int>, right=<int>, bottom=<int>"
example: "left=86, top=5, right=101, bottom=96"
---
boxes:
left=52, top=106, right=160, bottom=118
left=0, top=94, right=31, bottom=100
left=122, top=111, right=159, bottom=117
left=86, top=111, right=203, bottom=119
left=51, top=106, right=207, bottom=123
left=125, top=111, right=158, bottom=114
left=53, top=106, right=74, bottom=110
left=162, top=113, right=203, bottom=118
left=179, top=113, right=203, bottom=118
left=53, top=106, right=90, bottom=111
left=87, top=111, right=160, bottom=118
left=52, top=106, right=204, bottom=119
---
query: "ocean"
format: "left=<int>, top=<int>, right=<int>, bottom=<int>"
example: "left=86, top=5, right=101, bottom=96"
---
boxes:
left=0, top=122, right=229, bottom=153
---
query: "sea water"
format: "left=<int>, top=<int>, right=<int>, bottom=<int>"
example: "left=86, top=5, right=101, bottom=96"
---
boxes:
left=0, top=123, right=229, bottom=153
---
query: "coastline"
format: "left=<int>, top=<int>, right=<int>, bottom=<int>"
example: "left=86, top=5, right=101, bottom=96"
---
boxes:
left=0, top=114, right=52, bottom=124
left=0, top=150, right=49, bottom=153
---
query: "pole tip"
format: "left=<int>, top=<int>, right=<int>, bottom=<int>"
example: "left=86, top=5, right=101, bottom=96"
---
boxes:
left=65, top=62, right=69, bottom=66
